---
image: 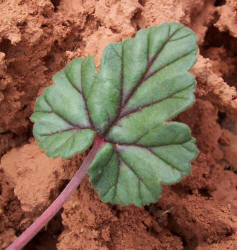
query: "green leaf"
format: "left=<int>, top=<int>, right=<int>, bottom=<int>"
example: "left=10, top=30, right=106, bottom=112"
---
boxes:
left=88, top=122, right=198, bottom=206
left=31, top=22, right=198, bottom=206
left=88, top=22, right=197, bottom=136
left=87, top=22, right=198, bottom=205
left=30, top=57, right=96, bottom=159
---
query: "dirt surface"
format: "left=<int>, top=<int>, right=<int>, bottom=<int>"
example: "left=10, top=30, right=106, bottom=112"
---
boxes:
left=0, top=0, right=237, bottom=249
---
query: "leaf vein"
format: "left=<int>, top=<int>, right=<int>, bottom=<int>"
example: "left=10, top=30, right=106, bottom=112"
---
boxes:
left=64, top=69, right=94, bottom=130
left=64, top=70, right=82, bottom=95
left=138, top=180, right=143, bottom=205
left=120, top=84, right=193, bottom=119
left=112, top=145, right=121, bottom=202
left=143, top=49, right=196, bottom=81
left=105, top=139, right=193, bottom=148
left=95, top=152, right=115, bottom=197
left=170, top=33, right=192, bottom=42
left=181, top=143, right=195, bottom=153
left=115, top=147, right=156, bottom=200
left=80, top=66, right=96, bottom=131
left=43, top=96, right=81, bottom=128
left=104, top=25, right=188, bottom=134
left=39, top=127, right=80, bottom=137
left=148, top=148, right=183, bottom=172
left=49, top=130, right=78, bottom=155
left=121, top=25, right=184, bottom=108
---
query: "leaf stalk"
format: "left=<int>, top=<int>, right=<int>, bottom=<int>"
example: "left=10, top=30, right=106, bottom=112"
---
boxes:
left=6, top=135, right=105, bottom=250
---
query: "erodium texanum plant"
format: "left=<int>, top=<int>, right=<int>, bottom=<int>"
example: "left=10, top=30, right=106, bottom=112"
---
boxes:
left=7, top=22, right=198, bottom=249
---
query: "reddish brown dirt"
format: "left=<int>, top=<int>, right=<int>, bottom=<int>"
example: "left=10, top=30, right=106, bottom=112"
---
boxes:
left=1, top=0, right=237, bottom=249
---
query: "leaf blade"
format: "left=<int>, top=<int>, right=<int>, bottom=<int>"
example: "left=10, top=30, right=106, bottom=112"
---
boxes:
left=87, top=23, right=198, bottom=206
left=89, top=122, right=197, bottom=206
left=87, top=43, right=123, bottom=134
left=88, top=22, right=197, bottom=138
left=31, top=57, right=96, bottom=159
left=106, top=75, right=195, bottom=144
left=31, top=22, right=199, bottom=206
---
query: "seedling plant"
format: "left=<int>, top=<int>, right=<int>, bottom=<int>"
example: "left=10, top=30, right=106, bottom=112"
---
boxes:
left=7, top=22, right=198, bottom=250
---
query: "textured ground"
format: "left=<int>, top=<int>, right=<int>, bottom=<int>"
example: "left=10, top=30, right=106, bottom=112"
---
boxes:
left=0, top=0, right=237, bottom=249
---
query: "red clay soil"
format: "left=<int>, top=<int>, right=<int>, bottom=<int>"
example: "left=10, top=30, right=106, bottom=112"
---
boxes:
left=1, top=0, right=237, bottom=249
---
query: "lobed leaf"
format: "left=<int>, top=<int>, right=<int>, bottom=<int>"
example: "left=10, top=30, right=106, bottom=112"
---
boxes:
left=31, top=57, right=96, bottom=159
left=88, top=22, right=198, bottom=205
left=88, top=123, right=198, bottom=206
left=31, top=22, right=198, bottom=206
left=88, top=22, right=197, bottom=136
